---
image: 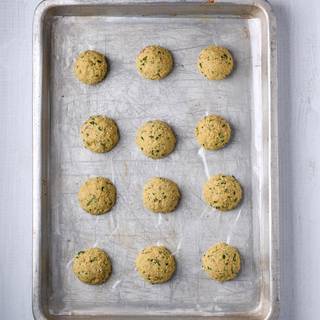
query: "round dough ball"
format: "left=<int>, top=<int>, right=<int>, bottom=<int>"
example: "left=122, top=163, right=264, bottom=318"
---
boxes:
left=72, top=247, right=112, bottom=285
left=203, top=175, right=242, bottom=211
left=136, top=45, right=173, bottom=80
left=74, top=50, right=108, bottom=85
left=197, top=46, right=234, bottom=80
left=136, top=120, right=176, bottom=159
left=202, top=242, right=241, bottom=282
left=80, top=115, right=119, bottom=153
left=135, top=246, right=176, bottom=284
left=143, top=177, right=180, bottom=213
left=195, top=115, right=232, bottom=150
left=78, top=177, right=116, bottom=215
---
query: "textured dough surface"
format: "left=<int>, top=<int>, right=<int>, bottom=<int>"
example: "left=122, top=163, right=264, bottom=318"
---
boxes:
left=80, top=115, right=119, bottom=153
left=72, top=248, right=112, bottom=285
left=136, top=45, right=173, bottom=80
left=78, top=177, right=116, bottom=215
left=195, top=115, right=232, bottom=150
left=198, top=46, right=234, bottom=80
left=202, top=242, right=241, bottom=282
left=203, top=175, right=242, bottom=211
left=136, top=120, right=176, bottom=159
left=74, top=50, right=108, bottom=85
left=135, top=246, right=176, bottom=284
left=143, top=177, right=180, bottom=213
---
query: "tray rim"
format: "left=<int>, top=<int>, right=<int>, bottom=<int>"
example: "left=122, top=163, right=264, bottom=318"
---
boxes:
left=32, top=0, right=279, bottom=319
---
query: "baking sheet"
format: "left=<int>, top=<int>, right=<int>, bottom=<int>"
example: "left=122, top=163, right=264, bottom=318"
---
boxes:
left=33, top=1, right=279, bottom=319
left=49, top=15, right=259, bottom=315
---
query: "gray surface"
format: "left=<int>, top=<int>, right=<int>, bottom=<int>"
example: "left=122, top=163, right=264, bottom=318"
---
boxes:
left=0, top=0, right=319, bottom=319
left=34, top=2, right=274, bottom=316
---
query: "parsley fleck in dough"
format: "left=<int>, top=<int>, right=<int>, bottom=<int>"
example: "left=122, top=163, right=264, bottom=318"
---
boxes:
left=74, top=50, right=108, bottom=85
left=143, top=177, right=180, bottom=213
left=197, top=46, right=234, bottom=80
left=72, top=248, right=112, bottom=285
left=136, top=45, right=173, bottom=80
left=78, top=177, right=116, bottom=215
left=135, top=246, right=176, bottom=284
left=80, top=115, right=119, bottom=153
left=195, top=115, right=232, bottom=150
left=202, top=242, right=241, bottom=282
left=203, top=175, right=242, bottom=211
left=136, top=120, right=176, bottom=159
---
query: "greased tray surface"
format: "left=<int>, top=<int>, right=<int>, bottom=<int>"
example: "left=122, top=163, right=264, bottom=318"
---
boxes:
left=33, top=1, right=279, bottom=319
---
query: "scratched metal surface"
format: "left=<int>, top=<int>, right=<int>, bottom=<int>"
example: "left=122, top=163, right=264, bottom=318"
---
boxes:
left=33, top=1, right=278, bottom=318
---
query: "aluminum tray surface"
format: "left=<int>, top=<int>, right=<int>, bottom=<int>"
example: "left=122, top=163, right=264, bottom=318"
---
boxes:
left=33, top=1, right=279, bottom=319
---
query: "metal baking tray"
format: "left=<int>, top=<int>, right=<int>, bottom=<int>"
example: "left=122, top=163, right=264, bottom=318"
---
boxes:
left=33, top=0, right=279, bottom=319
